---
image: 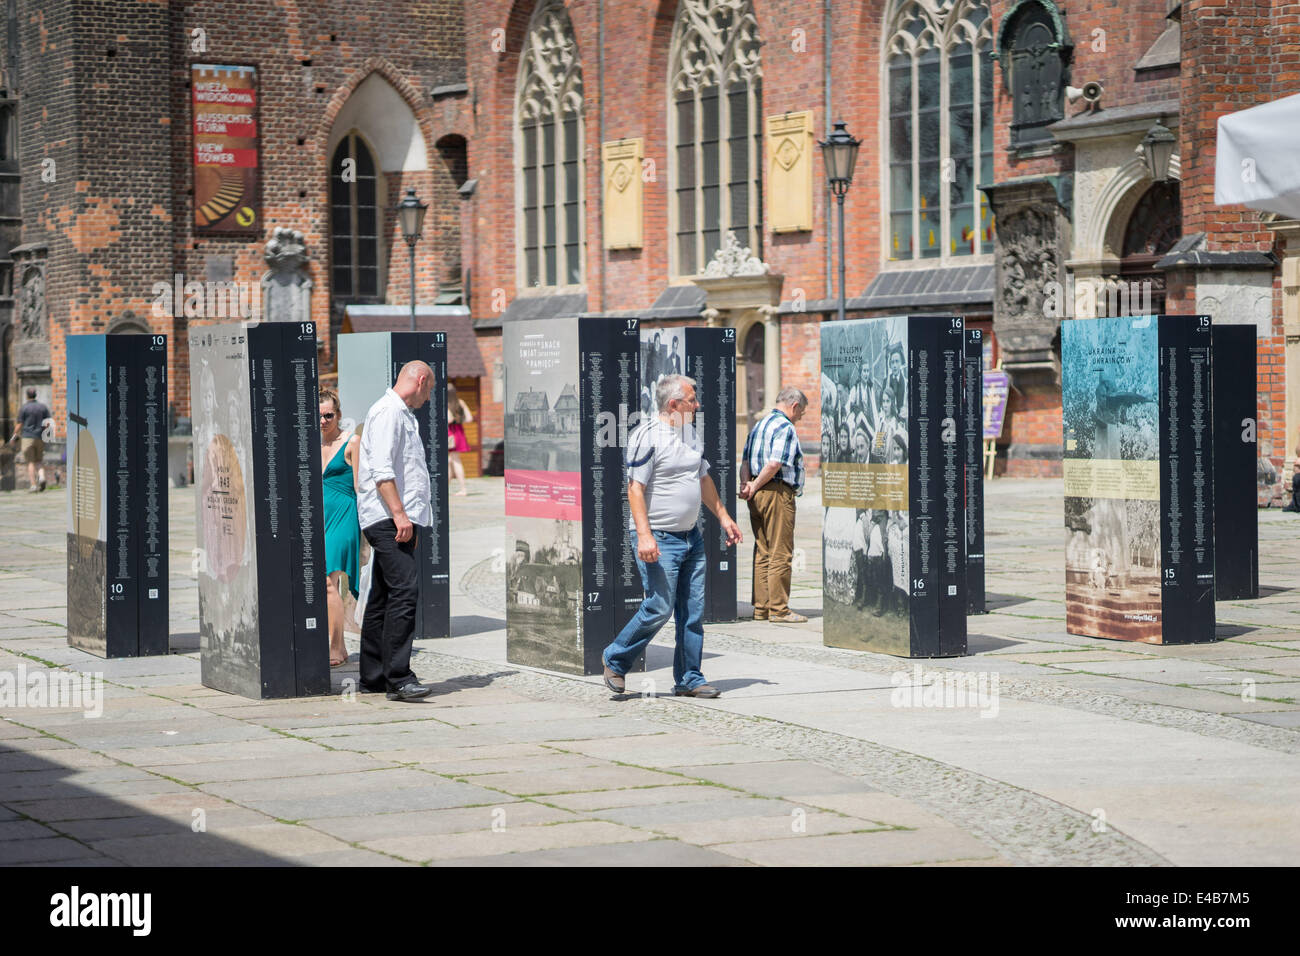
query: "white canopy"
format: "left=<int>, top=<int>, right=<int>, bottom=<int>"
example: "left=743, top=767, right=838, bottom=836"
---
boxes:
left=1215, top=93, right=1300, bottom=220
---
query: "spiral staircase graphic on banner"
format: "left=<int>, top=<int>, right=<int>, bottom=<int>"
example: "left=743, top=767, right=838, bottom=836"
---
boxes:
left=197, top=169, right=245, bottom=226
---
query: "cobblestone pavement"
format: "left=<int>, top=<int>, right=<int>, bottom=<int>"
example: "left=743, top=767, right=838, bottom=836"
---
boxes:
left=1, top=477, right=1298, bottom=866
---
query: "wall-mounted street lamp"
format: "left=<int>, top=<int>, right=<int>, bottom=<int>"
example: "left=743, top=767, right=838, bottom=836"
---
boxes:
left=397, top=187, right=428, bottom=331
left=1139, top=119, right=1177, bottom=183
left=819, top=120, right=862, bottom=323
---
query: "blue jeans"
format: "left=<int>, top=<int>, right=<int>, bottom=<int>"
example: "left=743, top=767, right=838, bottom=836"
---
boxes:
left=603, top=527, right=707, bottom=692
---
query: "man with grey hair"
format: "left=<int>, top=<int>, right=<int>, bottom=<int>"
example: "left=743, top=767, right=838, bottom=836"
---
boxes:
left=356, top=361, right=435, bottom=701
left=739, top=386, right=808, bottom=623
left=602, top=373, right=743, bottom=698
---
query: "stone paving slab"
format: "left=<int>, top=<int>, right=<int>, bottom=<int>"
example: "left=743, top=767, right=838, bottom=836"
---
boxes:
left=54, top=806, right=272, bottom=842
left=364, top=820, right=655, bottom=863
left=427, top=840, right=746, bottom=867
left=710, top=827, right=1002, bottom=866
left=788, top=791, right=957, bottom=829
left=0, top=836, right=108, bottom=865
left=311, top=801, right=565, bottom=844
left=650, top=810, right=881, bottom=845
left=589, top=795, right=800, bottom=828
left=142, top=752, right=397, bottom=784
left=457, top=764, right=688, bottom=796
left=672, top=760, right=871, bottom=798
left=1234, top=711, right=1300, bottom=728
left=540, top=783, right=741, bottom=812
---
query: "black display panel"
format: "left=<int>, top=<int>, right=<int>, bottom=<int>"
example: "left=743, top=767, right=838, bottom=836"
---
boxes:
left=964, top=328, right=986, bottom=614
left=390, top=333, right=451, bottom=640
left=1211, top=325, right=1259, bottom=600
left=66, top=333, right=169, bottom=658
left=686, top=327, right=737, bottom=623
left=1158, top=315, right=1216, bottom=642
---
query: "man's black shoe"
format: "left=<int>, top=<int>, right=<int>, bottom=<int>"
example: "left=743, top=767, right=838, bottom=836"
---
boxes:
left=386, top=682, right=433, bottom=702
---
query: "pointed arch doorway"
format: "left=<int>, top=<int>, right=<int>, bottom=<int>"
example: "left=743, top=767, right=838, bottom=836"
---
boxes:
left=1119, top=180, right=1180, bottom=314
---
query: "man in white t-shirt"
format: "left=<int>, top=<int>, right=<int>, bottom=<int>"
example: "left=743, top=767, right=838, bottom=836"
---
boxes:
left=602, top=374, right=742, bottom=698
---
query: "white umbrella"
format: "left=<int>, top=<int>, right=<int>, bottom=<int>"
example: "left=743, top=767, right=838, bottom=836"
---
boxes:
left=1215, top=93, right=1300, bottom=220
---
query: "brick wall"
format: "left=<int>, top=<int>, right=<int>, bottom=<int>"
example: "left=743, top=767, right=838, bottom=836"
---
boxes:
left=18, top=0, right=468, bottom=431
left=19, top=0, right=172, bottom=434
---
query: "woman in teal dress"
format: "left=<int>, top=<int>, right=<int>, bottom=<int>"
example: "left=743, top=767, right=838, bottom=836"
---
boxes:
left=319, top=386, right=360, bottom=667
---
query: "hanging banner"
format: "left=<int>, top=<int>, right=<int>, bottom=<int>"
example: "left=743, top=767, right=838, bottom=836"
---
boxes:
left=982, top=369, right=1010, bottom=440
left=192, top=63, right=261, bottom=235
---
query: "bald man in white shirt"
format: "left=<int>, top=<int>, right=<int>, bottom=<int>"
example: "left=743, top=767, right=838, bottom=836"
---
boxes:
left=356, top=361, right=435, bottom=701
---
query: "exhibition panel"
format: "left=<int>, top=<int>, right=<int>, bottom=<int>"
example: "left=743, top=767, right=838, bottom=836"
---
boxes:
left=190, top=321, right=329, bottom=697
left=821, top=315, right=967, bottom=658
left=1062, top=315, right=1215, bottom=645
left=66, top=334, right=169, bottom=658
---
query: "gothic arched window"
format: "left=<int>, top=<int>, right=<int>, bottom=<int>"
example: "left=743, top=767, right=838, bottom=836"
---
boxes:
left=886, top=0, right=994, bottom=261
left=516, top=0, right=585, bottom=289
left=330, top=132, right=382, bottom=299
left=669, top=0, right=763, bottom=277
left=999, top=0, right=1070, bottom=147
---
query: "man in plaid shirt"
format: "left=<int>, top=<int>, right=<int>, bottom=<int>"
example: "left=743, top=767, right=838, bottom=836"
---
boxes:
left=739, top=387, right=808, bottom=623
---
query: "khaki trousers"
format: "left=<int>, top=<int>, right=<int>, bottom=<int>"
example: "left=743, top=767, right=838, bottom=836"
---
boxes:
left=747, top=482, right=796, bottom=616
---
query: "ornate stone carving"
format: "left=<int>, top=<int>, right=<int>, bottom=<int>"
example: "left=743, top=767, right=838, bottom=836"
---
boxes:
left=671, top=0, right=761, bottom=93
left=703, top=231, right=769, bottom=277
left=997, top=207, right=1058, bottom=319
left=20, top=265, right=45, bottom=341
left=261, top=227, right=312, bottom=324
left=983, top=177, right=1069, bottom=392
left=519, top=0, right=583, bottom=110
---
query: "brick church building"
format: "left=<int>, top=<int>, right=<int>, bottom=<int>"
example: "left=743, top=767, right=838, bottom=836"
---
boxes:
left=2, top=0, right=1297, bottom=485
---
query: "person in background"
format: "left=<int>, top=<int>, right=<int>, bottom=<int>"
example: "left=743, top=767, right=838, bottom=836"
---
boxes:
left=356, top=361, right=435, bottom=702
left=319, top=386, right=360, bottom=667
left=10, top=387, right=51, bottom=492
left=447, top=383, right=474, bottom=497
left=739, top=386, right=808, bottom=623
left=1285, top=439, right=1300, bottom=512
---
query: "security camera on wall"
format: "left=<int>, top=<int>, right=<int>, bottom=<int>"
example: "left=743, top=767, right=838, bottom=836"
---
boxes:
left=1066, top=81, right=1104, bottom=113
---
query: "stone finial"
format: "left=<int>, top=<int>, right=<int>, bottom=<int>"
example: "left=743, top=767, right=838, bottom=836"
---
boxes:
left=702, top=231, right=769, bottom=278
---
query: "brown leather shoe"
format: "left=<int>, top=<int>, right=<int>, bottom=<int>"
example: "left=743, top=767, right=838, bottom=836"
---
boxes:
left=769, top=611, right=809, bottom=623
left=674, top=684, right=720, bottom=698
left=602, top=665, right=626, bottom=694
left=750, top=611, right=768, bottom=621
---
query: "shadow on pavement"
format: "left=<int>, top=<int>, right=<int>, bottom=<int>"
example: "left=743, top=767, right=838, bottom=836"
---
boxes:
left=0, top=748, right=296, bottom=866
left=1214, top=624, right=1261, bottom=639
left=169, top=632, right=200, bottom=653
left=984, top=593, right=1031, bottom=610
left=967, top=633, right=1025, bottom=653
left=450, top=614, right=506, bottom=637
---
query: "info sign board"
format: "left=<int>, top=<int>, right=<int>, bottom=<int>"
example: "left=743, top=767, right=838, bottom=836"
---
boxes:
left=192, top=63, right=261, bottom=235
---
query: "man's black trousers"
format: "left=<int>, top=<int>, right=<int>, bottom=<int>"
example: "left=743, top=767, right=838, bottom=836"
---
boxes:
left=360, top=520, right=420, bottom=692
